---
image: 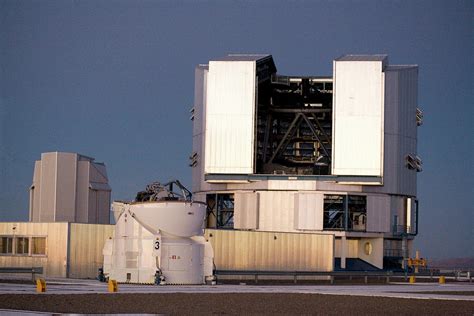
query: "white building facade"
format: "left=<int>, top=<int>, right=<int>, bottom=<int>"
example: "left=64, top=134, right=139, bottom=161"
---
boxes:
left=29, top=152, right=111, bottom=224
left=191, top=54, right=421, bottom=270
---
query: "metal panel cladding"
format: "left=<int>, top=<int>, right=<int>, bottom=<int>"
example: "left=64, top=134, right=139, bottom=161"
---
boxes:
left=234, top=192, right=259, bottom=229
left=205, top=61, right=256, bottom=174
left=294, top=192, right=324, bottom=231
left=332, top=58, right=386, bottom=177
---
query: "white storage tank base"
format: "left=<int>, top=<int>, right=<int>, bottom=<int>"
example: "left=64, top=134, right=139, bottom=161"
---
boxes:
left=103, top=181, right=214, bottom=285
left=160, top=236, right=210, bottom=285
left=104, top=233, right=212, bottom=284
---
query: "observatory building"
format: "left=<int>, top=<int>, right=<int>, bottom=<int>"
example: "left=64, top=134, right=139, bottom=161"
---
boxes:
left=192, top=54, right=422, bottom=270
left=29, top=152, right=111, bottom=224
left=0, top=152, right=113, bottom=278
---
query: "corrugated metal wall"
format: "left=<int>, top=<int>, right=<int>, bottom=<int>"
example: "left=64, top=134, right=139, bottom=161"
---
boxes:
left=294, top=192, right=324, bottom=231
left=332, top=59, right=385, bottom=177
left=192, top=66, right=206, bottom=194
left=39, top=153, right=56, bottom=221
left=56, top=153, right=78, bottom=222
left=29, top=161, right=42, bottom=221
left=258, top=191, right=296, bottom=232
left=204, top=229, right=334, bottom=271
left=231, top=190, right=395, bottom=235
left=234, top=192, right=259, bottom=229
left=0, top=222, right=68, bottom=277
left=367, top=195, right=391, bottom=233
left=0, top=222, right=113, bottom=279
left=76, top=161, right=90, bottom=223
left=390, top=195, right=406, bottom=227
left=68, top=223, right=114, bottom=279
left=30, top=153, right=111, bottom=224
left=370, top=66, right=418, bottom=196
left=334, top=238, right=358, bottom=258
left=204, top=61, right=256, bottom=174
left=396, top=67, right=418, bottom=196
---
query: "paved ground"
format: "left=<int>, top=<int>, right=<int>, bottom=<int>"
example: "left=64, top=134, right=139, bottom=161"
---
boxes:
left=0, top=278, right=473, bottom=301
left=0, top=292, right=473, bottom=315
left=0, top=279, right=473, bottom=315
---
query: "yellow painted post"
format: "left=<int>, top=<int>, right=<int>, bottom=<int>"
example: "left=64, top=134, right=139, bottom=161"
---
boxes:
left=409, top=275, right=416, bottom=284
left=36, top=279, right=46, bottom=293
left=439, top=276, right=446, bottom=284
left=108, top=279, right=118, bottom=292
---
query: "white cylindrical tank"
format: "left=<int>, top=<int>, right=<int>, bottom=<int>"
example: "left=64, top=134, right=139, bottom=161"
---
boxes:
left=103, top=200, right=214, bottom=284
left=129, top=201, right=207, bottom=237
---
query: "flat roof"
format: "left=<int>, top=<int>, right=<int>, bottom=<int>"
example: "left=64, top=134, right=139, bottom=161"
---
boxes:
left=212, top=54, right=272, bottom=62
left=335, top=54, right=388, bottom=62
left=386, top=65, right=418, bottom=70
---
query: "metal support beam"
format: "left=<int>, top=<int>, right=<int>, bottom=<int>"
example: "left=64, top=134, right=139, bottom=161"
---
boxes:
left=262, top=113, right=272, bottom=163
left=301, top=114, right=330, bottom=158
left=268, top=113, right=302, bottom=163
left=341, top=236, right=347, bottom=270
left=269, top=107, right=331, bottom=114
left=344, top=196, right=349, bottom=231
left=311, top=113, right=332, bottom=148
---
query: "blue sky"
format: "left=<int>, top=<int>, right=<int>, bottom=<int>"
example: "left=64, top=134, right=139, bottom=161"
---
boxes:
left=0, top=0, right=472, bottom=259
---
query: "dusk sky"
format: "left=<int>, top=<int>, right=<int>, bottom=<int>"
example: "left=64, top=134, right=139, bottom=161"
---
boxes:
left=0, top=0, right=472, bottom=259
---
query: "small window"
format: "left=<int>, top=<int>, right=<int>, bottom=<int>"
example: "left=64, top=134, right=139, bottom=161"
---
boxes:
left=216, top=194, right=234, bottom=229
left=0, top=237, right=13, bottom=254
left=323, top=195, right=345, bottom=230
left=32, top=237, right=46, bottom=255
left=364, top=242, right=373, bottom=255
left=324, top=195, right=367, bottom=231
left=206, top=194, right=235, bottom=229
left=348, top=195, right=367, bottom=231
left=16, top=237, right=29, bottom=255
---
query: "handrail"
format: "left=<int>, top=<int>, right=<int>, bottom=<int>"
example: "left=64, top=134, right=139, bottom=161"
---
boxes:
left=214, top=270, right=392, bottom=276
left=0, top=267, right=43, bottom=282
left=0, top=267, right=43, bottom=273
left=213, top=269, right=472, bottom=284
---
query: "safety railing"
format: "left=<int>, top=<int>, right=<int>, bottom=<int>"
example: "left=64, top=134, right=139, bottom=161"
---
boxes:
left=384, top=248, right=403, bottom=257
left=0, top=267, right=43, bottom=282
left=214, top=270, right=394, bottom=284
left=392, top=225, right=417, bottom=235
left=214, top=269, right=473, bottom=284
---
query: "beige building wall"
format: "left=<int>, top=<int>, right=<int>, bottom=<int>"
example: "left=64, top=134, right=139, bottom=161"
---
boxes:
left=367, top=195, right=391, bottom=233
left=234, top=192, right=259, bottom=230
left=0, top=222, right=68, bottom=277
left=68, top=223, right=114, bottom=279
left=29, top=161, right=42, bottom=222
left=205, top=229, right=334, bottom=272
left=39, top=153, right=57, bottom=222
left=55, top=153, right=78, bottom=222
left=334, top=238, right=358, bottom=258
left=0, top=222, right=113, bottom=279
left=76, top=161, right=90, bottom=223
left=358, top=237, right=384, bottom=269
left=334, top=237, right=384, bottom=269
left=29, top=152, right=111, bottom=224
